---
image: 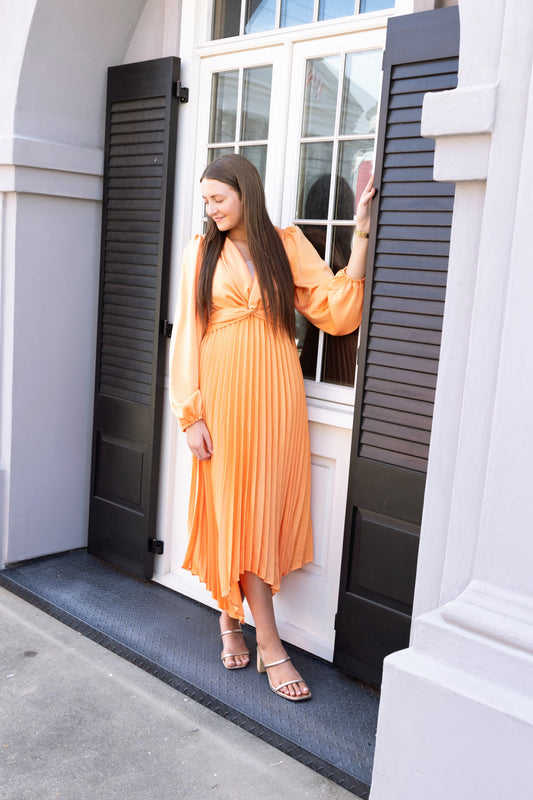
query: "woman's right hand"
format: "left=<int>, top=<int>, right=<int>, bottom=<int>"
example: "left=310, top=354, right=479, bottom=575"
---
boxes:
left=186, top=420, right=213, bottom=461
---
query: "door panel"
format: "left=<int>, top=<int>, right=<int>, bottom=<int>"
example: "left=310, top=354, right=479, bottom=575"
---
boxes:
left=88, top=57, right=181, bottom=579
left=334, top=7, right=460, bottom=686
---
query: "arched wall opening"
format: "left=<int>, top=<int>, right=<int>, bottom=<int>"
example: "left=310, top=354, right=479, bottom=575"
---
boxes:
left=1, top=0, right=150, bottom=565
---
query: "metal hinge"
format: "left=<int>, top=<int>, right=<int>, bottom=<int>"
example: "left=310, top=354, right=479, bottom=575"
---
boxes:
left=149, top=539, right=164, bottom=555
left=160, top=320, right=173, bottom=338
left=176, top=81, right=189, bottom=103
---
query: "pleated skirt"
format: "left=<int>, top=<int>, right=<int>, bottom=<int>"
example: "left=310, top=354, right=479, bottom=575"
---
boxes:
left=182, top=314, right=314, bottom=621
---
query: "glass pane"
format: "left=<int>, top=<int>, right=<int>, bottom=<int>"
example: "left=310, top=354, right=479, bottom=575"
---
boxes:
left=245, top=0, right=276, bottom=34
left=334, top=139, right=374, bottom=219
left=322, top=329, right=358, bottom=385
left=297, top=225, right=327, bottom=380
left=209, top=71, right=239, bottom=143
left=207, top=146, right=235, bottom=164
left=319, top=0, right=355, bottom=21
left=330, top=224, right=354, bottom=272
left=241, top=66, right=272, bottom=141
left=301, top=56, right=340, bottom=138
left=340, top=50, right=381, bottom=136
left=212, top=0, right=241, bottom=39
left=322, top=223, right=358, bottom=386
left=360, top=0, right=395, bottom=12
left=296, top=310, right=318, bottom=380
left=296, top=141, right=334, bottom=218
left=239, top=144, right=268, bottom=183
left=281, top=0, right=314, bottom=28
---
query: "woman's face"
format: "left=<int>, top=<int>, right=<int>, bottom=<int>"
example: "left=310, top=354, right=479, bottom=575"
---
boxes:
left=201, top=178, right=244, bottom=236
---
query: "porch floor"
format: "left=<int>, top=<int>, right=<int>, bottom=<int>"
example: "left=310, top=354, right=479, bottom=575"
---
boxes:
left=0, top=549, right=378, bottom=798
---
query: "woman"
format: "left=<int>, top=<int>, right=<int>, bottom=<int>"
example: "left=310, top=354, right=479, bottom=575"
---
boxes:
left=170, top=154, right=374, bottom=701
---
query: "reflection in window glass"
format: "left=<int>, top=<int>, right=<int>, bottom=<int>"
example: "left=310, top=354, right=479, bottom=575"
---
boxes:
left=360, top=0, right=395, bottom=12
left=281, top=0, right=314, bottom=28
left=296, top=48, right=381, bottom=388
left=241, top=66, right=273, bottom=141
left=212, top=0, right=241, bottom=39
left=301, top=56, right=340, bottom=138
left=297, top=226, right=327, bottom=380
left=213, top=0, right=393, bottom=38
left=245, top=0, right=276, bottom=34
left=295, top=308, right=318, bottom=380
left=335, top=139, right=374, bottom=219
left=297, top=141, right=334, bottom=218
left=239, top=144, right=268, bottom=182
left=319, top=0, right=355, bottom=21
left=209, top=71, right=239, bottom=143
left=341, top=50, right=381, bottom=136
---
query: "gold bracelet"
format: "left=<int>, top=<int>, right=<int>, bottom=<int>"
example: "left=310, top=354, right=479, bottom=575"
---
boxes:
left=355, top=228, right=369, bottom=238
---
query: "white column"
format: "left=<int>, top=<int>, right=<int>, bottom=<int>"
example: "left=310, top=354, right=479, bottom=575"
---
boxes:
left=370, top=1, right=533, bottom=798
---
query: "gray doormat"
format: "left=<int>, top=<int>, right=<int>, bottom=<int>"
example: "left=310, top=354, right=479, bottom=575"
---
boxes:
left=0, top=550, right=378, bottom=797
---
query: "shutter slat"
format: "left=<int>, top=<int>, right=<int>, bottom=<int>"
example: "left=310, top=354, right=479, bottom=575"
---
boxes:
left=381, top=182, right=454, bottom=196
left=360, top=431, right=429, bottom=460
left=366, top=364, right=437, bottom=389
left=383, top=151, right=435, bottom=168
left=365, top=377, right=435, bottom=403
left=369, top=337, right=441, bottom=360
left=103, top=310, right=155, bottom=331
left=364, top=391, right=434, bottom=417
left=392, top=58, right=459, bottom=79
left=368, top=323, right=442, bottom=345
left=359, top=445, right=428, bottom=472
left=379, top=211, right=453, bottom=227
left=378, top=225, right=450, bottom=241
left=374, top=253, right=449, bottom=270
left=363, top=403, right=433, bottom=431
left=385, top=137, right=434, bottom=153
left=361, top=416, right=432, bottom=445
left=374, top=268, right=447, bottom=286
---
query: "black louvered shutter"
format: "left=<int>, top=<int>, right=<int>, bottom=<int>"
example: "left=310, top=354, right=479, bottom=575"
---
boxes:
left=88, top=57, right=181, bottom=579
left=334, top=7, right=459, bottom=686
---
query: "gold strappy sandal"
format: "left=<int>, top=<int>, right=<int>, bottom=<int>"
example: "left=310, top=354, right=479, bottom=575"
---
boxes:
left=220, top=628, right=249, bottom=670
left=257, top=652, right=312, bottom=701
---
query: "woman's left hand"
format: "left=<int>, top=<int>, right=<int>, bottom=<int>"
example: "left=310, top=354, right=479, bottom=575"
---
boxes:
left=355, top=174, right=376, bottom=235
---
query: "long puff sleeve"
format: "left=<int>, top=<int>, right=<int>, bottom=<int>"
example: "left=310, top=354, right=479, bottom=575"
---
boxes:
left=169, top=235, right=204, bottom=431
left=281, top=225, right=365, bottom=335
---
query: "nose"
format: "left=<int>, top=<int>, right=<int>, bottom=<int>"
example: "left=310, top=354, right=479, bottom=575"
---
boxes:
left=206, top=200, right=216, bottom=216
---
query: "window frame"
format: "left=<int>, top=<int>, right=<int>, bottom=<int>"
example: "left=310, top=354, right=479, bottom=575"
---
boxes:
left=210, top=0, right=396, bottom=40
left=282, top=31, right=385, bottom=406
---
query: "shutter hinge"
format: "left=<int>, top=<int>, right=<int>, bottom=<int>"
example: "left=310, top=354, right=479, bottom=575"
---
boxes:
left=161, top=320, right=173, bottom=338
left=176, top=81, right=189, bottom=103
left=149, top=539, right=164, bottom=555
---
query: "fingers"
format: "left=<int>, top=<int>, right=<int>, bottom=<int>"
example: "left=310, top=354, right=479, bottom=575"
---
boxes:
left=186, top=420, right=214, bottom=460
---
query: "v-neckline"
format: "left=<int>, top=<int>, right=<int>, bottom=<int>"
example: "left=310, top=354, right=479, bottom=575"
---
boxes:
left=226, top=237, right=256, bottom=287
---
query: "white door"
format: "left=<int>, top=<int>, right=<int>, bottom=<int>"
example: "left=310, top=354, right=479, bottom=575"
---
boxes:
left=154, top=4, right=389, bottom=661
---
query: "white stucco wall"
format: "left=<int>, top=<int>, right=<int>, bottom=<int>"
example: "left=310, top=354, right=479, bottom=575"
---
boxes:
left=0, top=0, right=148, bottom=565
left=371, top=1, right=533, bottom=797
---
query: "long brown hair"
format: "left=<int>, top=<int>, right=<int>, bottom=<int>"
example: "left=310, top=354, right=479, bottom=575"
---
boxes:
left=197, top=154, right=295, bottom=338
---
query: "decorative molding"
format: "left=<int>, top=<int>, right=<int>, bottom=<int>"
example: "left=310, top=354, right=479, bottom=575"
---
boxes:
left=441, top=579, right=533, bottom=656
left=421, top=84, right=498, bottom=181
left=0, top=136, right=103, bottom=199
left=422, top=84, right=498, bottom=137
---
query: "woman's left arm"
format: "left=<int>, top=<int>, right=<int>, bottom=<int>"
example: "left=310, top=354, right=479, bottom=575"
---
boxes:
left=345, top=174, right=376, bottom=281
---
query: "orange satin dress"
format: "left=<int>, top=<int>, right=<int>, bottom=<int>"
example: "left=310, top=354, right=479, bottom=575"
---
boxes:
left=169, top=226, right=365, bottom=621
